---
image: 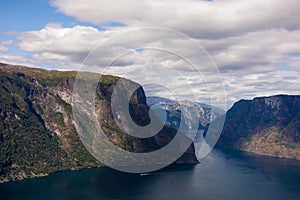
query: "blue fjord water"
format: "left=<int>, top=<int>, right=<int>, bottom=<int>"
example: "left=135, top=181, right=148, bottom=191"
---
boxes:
left=1, top=147, right=300, bottom=200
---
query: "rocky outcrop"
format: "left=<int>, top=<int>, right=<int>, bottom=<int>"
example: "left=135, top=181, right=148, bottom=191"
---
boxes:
left=217, top=95, right=300, bottom=160
left=0, top=63, right=198, bottom=183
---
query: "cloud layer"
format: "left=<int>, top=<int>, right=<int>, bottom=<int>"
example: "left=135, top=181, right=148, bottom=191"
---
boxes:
left=51, top=0, right=300, bottom=39
left=0, top=0, right=300, bottom=108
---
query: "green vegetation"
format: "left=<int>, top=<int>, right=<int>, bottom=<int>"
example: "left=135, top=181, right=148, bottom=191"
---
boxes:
left=281, top=143, right=300, bottom=150
left=0, top=64, right=133, bottom=182
left=99, top=74, right=119, bottom=84
left=0, top=88, right=71, bottom=181
left=51, top=112, right=65, bottom=127
left=0, top=64, right=104, bottom=182
left=54, top=95, right=72, bottom=114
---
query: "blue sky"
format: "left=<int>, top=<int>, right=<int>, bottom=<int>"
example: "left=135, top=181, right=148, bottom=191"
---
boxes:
left=0, top=0, right=95, bottom=32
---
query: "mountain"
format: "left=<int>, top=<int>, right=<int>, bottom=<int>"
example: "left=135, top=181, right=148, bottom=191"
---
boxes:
left=0, top=63, right=198, bottom=183
left=217, top=94, right=300, bottom=160
left=147, top=96, right=225, bottom=140
left=147, top=96, right=177, bottom=105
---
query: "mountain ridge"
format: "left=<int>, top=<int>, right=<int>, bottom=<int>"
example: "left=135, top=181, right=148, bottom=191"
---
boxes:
left=0, top=63, right=198, bottom=183
left=217, top=94, right=300, bottom=160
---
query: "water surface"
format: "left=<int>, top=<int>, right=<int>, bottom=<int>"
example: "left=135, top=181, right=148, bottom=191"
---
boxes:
left=1, top=148, right=300, bottom=200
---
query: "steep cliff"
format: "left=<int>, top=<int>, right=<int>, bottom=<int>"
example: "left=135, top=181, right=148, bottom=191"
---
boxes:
left=217, top=95, right=300, bottom=159
left=0, top=63, right=198, bottom=183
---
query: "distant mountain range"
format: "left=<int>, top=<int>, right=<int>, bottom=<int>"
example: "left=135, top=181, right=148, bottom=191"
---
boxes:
left=148, top=95, right=300, bottom=160
left=147, top=96, right=225, bottom=141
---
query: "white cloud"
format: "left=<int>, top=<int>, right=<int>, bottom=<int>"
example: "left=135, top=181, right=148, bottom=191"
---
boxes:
left=18, top=23, right=103, bottom=57
left=0, top=53, right=37, bottom=68
left=0, top=40, right=13, bottom=51
left=200, top=28, right=300, bottom=73
left=223, top=69, right=300, bottom=104
left=51, top=0, right=300, bottom=39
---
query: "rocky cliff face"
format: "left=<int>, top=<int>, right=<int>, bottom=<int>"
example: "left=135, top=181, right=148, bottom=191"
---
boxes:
left=0, top=63, right=198, bottom=183
left=217, top=95, right=300, bottom=159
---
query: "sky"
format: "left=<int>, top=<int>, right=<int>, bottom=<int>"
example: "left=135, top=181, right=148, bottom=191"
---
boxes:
left=0, top=0, right=300, bottom=109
